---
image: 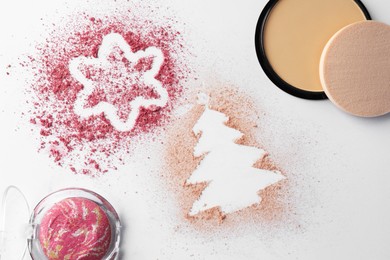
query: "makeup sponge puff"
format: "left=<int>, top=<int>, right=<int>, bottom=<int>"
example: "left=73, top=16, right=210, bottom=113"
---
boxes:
left=320, top=21, right=390, bottom=117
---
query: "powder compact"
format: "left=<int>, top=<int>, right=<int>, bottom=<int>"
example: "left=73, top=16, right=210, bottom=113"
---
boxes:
left=28, top=188, right=121, bottom=260
left=255, top=0, right=371, bottom=100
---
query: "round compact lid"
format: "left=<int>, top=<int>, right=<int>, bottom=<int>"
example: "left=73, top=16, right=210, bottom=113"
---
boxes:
left=320, top=21, right=390, bottom=117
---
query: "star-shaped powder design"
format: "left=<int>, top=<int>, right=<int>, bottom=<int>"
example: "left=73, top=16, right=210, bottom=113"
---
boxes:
left=69, top=33, right=168, bottom=132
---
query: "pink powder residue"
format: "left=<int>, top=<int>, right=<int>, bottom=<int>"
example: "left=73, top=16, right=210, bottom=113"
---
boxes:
left=24, top=10, right=190, bottom=175
left=39, top=197, right=111, bottom=260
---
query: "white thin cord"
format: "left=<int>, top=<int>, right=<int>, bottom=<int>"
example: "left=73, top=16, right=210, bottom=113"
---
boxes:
left=0, top=186, right=31, bottom=260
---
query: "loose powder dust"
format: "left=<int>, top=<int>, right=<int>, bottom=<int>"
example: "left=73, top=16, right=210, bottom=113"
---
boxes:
left=164, top=85, right=293, bottom=228
left=23, top=6, right=191, bottom=175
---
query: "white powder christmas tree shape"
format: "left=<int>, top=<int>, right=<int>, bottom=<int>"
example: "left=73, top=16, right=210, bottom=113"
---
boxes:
left=69, top=33, right=168, bottom=132
left=187, top=99, right=286, bottom=215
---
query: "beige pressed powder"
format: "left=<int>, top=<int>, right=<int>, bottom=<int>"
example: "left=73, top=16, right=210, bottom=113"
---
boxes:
left=255, top=0, right=370, bottom=99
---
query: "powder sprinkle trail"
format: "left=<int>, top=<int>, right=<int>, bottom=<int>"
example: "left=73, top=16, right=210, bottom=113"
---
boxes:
left=23, top=7, right=191, bottom=175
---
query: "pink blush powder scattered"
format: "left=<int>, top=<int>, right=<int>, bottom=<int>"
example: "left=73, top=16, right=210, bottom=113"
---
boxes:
left=39, top=198, right=111, bottom=260
left=24, top=9, right=191, bottom=175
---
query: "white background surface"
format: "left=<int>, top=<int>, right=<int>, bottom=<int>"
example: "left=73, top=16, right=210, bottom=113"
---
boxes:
left=0, top=0, right=390, bottom=259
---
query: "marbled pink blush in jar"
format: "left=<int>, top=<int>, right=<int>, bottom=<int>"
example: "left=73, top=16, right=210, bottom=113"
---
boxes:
left=28, top=188, right=121, bottom=260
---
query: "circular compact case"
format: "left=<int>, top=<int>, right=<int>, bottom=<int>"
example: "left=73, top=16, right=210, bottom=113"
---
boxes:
left=28, top=188, right=121, bottom=260
left=255, top=0, right=371, bottom=100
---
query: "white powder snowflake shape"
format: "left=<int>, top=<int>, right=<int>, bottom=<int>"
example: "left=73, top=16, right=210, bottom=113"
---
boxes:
left=69, top=33, right=168, bottom=132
